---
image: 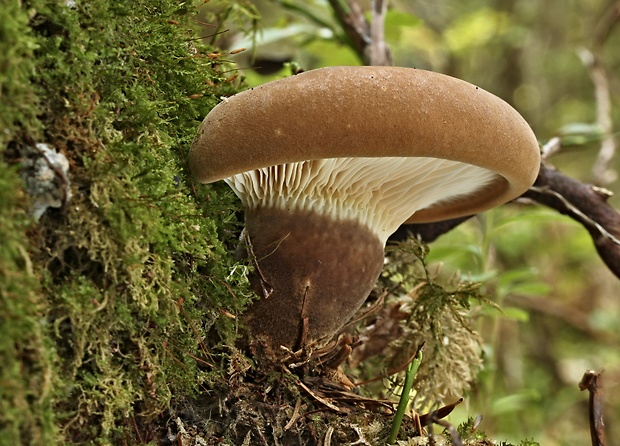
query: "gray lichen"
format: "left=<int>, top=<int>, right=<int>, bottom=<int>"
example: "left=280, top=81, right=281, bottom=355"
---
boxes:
left=19, top=143, right=71, bottom=219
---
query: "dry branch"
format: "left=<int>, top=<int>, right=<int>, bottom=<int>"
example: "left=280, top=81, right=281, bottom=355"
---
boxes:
left=522, top=164, right=620, bottom=278
left=327, top=0, right=391, bottom=65
left=392, top=163, right=620, bottom=279
left=578, top=48, right=616, bottom=185
left=327, top=0, right=370, bottom=62
left=367, top=0, right=392, bottom=66
left=579, top=370, right=606, bottom=446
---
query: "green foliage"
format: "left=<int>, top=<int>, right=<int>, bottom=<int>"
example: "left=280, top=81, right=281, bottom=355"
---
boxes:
left=557, top=122, right=605, bottom=147
left=0, top=2, right=40, bottom=139
left=443, top=8, right=515, bottom=53
left=499, top=440, right=540, bottom=446
left=1, top=0, right=253, bottom=444
left=0, top=155, right=57, bottom=445
left=0, top=4, right=57, bottom=445
left=456, top=417, right=487, bottom=442
left=375, top=239, right=489, bottom=409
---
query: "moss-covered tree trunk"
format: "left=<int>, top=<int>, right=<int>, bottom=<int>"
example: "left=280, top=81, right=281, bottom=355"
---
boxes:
left=1, top=1, right=254, bottom=444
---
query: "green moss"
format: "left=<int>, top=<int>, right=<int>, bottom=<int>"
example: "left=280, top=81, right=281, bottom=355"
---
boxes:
left=1, top=0, right=255, bottom=444
left=0, top=4, right=57, bottom=445
left=0, top=3, right=40, bottom=139
left=0, top=165, right=58, bottom=445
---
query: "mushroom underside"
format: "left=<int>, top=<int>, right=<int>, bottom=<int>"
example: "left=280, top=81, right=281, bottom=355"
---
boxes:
left=227, top=156, right=499, bottom=244
left=230, top=156, right=499, bottom=353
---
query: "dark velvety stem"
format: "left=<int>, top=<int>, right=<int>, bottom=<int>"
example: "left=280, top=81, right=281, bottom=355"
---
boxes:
left=242, top=207, right=385, bottom=357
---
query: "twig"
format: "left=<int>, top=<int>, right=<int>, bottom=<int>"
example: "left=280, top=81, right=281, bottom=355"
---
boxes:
left=324, top=426, right=335, bottom=446
left=275, top=0, right=338, bottom=33
left=581, top=1, right=620, bottom=184
left=284, top=398, right=302, bottom=430
left=394, top=163, right=620, bottom=278
left=433, top=419, right=463, bottom=446
left=541, top=136, right=562, bottom=160
left=390, top=216, right=473, bottom=244
left=340, top=289, right=387, bottom=332
left=350, top=425, right=371, bottom=445
left=282, top=367, right=343, bottom=413
left=522, top=164, right=620, bottom=278
left=328, top=0, right=392, bottom=66
left=579, top=370, right=606, bottom=446
left=529, top=185, right=620, bottom=247
left=592, top=1, right=620, bottom=50
left=327, top=0, right=370, bottom=63
left=367, top=0, right=392, bottom=66
left=298, top=378, right=343, bottom=412
left=578, top=48, right=616, bottom=185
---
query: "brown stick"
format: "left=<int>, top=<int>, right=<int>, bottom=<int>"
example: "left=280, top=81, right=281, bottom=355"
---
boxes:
left=394, top=163, right=620, bottom=279
left=327, top=0, right=370, bottom=63
left=432, top=419, right=463, bottom=446
left=579, top=370, right=606, bottom=446
left=367, top=0, right=392, bottom=65
left=390, top=215, right=473, bottom=244
left=327, top=0, right=392, bottom=66
left=578, top=47, right=616, bottom=185
left=522, top=164, right=620, bottom=278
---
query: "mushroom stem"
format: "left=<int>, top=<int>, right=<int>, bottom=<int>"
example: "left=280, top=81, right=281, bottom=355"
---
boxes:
left=242, top=206, right=384, bottom=355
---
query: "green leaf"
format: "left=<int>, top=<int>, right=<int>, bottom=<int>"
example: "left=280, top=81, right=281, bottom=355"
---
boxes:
left=558, top=122, right=603, bottom=136
left=384, top=10, right=422, bottom=42
left=500, top=306, right=530, bottom=322
left=491, top=389, right=541, bottom=415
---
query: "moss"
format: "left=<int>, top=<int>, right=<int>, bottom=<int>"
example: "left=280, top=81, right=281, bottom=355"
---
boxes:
left=0, top=3, right=57, bottom=445
left=347, top=239, right=488, bottom=411
left=0, top=2, right=40, bottom=138
left=0, top=159, right=57, bottom=445
left=1, top=0, right=255, bottom=444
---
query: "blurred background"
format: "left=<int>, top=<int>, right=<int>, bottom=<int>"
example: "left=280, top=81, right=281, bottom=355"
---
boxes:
left=203, top=1, right=620, bottom=444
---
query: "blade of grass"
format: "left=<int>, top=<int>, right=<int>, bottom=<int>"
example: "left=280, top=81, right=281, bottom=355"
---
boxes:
left=388, top=342, right=425, bottom=444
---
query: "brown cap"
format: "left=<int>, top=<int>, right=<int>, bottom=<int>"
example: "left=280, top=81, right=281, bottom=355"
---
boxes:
left=189, top=66, right=540, bottom=223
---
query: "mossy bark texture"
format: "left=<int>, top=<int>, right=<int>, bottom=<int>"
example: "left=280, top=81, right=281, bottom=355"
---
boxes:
left=1, top=1, right=251, bottom=444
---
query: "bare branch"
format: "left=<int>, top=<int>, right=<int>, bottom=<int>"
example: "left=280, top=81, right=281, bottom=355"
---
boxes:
left=389, top=216, right=473, bottom=244
left=578, top=1, right=620, bottom=184
left=579, top=370, right=606, bottom=446
left=327, top=0, right=370, bottom=62
left=393, top=164, right=620, bottom=279
left=328, top=0, right=391, bottom=66
left=541, top=136, right=562, bottom=160
left=522, top=164, right=620, bottom=278
left=578, top=48, right=616, bottom=185
left=367, top=0, right=392, bottom=66
left=592, top=1, right=620, bottom=49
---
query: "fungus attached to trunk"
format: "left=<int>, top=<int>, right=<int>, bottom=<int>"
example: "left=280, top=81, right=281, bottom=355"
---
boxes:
left=189, top=66, right=540, bottom=357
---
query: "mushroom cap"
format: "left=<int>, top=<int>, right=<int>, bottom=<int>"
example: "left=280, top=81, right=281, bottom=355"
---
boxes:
left=190, top=66, right=540, bottom=223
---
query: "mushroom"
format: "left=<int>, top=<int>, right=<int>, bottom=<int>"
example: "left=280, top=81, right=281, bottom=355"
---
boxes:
left=189, top=66, right=540, bottom=358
